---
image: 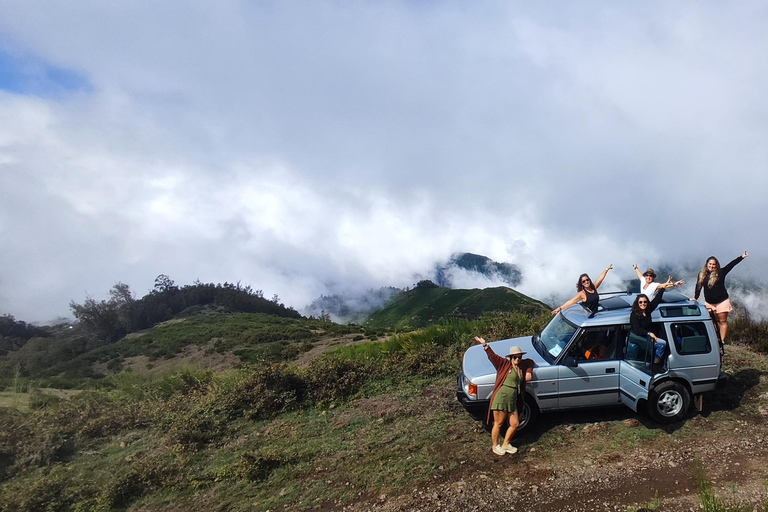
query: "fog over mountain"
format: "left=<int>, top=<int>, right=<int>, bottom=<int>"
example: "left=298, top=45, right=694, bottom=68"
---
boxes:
left=1, top=2, right=766, bottom=323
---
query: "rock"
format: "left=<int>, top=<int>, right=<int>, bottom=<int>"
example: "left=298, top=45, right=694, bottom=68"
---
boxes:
left=624, top=419, right=641, bottom=427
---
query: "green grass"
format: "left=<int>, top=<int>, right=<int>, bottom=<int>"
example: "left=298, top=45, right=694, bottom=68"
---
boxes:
left=0, top=372, right=485, bottom=512
left=0, top=388, right=81, bottom=412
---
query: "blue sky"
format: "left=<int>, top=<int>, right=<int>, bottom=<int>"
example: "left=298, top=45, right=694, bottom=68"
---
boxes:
left=0, top=48, right=90, bottom=97
left=1, top=1, right=767, bottom=322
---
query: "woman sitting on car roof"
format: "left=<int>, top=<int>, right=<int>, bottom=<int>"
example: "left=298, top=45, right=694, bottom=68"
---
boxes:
left=552, top=264, right=613, bottom=316
left=632, top=265, right=684, bottom=300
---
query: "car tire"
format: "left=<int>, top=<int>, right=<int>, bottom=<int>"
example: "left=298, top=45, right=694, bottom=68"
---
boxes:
left=647, top=381, right=690, bottom=423
left=517, top=394, right=539, bottom=433
left=480, top=394, right=539, bottom=434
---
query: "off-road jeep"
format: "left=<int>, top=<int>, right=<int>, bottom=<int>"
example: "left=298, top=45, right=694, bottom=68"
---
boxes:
left=456, top=291, right=727, bottom=431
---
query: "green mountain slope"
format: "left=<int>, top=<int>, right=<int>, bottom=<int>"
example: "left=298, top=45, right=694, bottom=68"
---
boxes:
left=365, top=284, right=551, bottom=330
left=0, top=312, right=376, bottom=386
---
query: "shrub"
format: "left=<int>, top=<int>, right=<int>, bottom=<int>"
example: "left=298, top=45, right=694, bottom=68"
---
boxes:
left=234, top=451, right=285, bottom=482
left=103, top=450, right=185, bottom=508
left=305, top=357, right=376, bottom=404
left=729, top=317, right=768, bottom=353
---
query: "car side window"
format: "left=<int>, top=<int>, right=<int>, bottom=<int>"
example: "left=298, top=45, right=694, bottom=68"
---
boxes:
left=671, top=322, right=712, bottom=355
left=569, top=327, right=618, bottom=362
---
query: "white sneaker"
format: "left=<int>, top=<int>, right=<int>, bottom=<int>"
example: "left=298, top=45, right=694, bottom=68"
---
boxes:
left=492, top=445, right=505, bottom=456
left=502, top=444, right=518, bottom=454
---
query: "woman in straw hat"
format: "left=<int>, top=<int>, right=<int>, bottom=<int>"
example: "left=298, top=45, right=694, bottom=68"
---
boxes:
left=474, top=336, right=533, bottom=455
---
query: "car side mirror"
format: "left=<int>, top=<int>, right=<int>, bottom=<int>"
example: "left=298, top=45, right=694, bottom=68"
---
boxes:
left=562, top=355, right=578, bottom=367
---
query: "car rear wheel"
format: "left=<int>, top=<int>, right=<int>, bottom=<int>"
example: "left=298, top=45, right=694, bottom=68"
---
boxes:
left=647, top=381, right=690, bottom=423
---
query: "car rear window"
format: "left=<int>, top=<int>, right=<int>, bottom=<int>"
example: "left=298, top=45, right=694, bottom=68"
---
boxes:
left=671, top=322, right=711, bottom=355
left=659, top=305, right=701, bottom=318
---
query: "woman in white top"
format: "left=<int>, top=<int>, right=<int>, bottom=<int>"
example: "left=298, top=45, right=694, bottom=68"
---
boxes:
left=632, top=265, right=684, bottom=300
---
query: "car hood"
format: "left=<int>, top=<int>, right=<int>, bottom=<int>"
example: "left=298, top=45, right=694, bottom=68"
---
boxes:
left=462, top=335, right=550, bottom=384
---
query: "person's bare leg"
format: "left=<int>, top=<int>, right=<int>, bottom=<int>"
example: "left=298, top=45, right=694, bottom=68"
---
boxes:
left=492, top=410, right=507, bottom=448
left=503, top=412, right=519, bottom=447
left=716, top=312, right=729, bottom=342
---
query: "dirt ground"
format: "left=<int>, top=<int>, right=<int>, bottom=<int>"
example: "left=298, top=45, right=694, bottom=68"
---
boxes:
left=339, top=343, right=768, bottom=512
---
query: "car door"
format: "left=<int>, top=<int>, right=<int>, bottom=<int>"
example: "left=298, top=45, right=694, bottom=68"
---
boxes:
left=667, top=321, right=720, bottom=393
left=557, top=326, right=622, bottom=408
left=619, top=331, right=653, bottom=412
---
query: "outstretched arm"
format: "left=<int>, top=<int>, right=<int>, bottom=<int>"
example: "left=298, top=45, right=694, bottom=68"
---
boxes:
left=632, top=264, right=643, bottom=281
left=593, top=264, right=613, bottom=290
left=659, top=276, right=685, bottom=290
left=552, top=291, right=585, bottom=315
left=721, top=251, right=748, bottom=278
left=474, top=336, right=505, bottom=369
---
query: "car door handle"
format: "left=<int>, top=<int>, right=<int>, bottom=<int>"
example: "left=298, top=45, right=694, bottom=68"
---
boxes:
left=605, top=368, right=616, bottom=374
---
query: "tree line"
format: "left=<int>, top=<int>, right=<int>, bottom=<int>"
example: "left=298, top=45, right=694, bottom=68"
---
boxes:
left=68, top=275, right=301, bottom=345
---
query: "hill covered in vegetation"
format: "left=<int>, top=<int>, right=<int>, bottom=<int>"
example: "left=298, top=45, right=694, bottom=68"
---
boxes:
left=365, top=280, right=551, bottom=330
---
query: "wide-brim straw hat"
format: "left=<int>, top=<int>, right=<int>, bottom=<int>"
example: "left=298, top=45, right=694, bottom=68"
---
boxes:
left=508, top=346, right=526, bottom=357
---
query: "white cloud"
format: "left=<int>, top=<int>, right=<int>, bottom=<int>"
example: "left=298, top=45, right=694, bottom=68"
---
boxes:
left=0, top=2, right=767, bottom=321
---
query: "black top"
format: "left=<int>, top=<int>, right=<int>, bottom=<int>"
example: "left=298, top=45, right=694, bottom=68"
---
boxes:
left=583, top=288, right=599, bottom=313
left=630, top=289, right=665, bottom=338
left=694, top=255, right=745, bottom=305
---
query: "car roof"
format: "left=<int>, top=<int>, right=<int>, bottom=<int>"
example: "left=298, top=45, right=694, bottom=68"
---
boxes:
left=561, top=291, right=704, bottom=327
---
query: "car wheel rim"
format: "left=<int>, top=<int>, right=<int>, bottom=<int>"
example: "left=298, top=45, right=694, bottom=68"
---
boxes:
left=519, top=403, right=530, bottom=428
left=656, top=390, right=683, bottom=417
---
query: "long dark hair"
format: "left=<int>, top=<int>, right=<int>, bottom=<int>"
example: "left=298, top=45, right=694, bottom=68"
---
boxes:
left=631, top=294, right=649, bottom=317
left=577, top=273, right=593, bottom=292
left=697, top=256, right=720, bottom=289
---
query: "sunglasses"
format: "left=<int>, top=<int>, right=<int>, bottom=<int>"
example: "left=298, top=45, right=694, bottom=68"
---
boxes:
left=638, top=300, right=648, bottom=304
left=581, top=279, right=591, bottom=284
left=510, top=355, right=522, bottom=360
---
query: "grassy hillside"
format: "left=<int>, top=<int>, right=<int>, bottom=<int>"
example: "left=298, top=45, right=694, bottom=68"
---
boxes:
left=0, top=311, right=547, bottom=512
left=365, top=284, right=551, bottom=330
left=0, top=312, right=388, bottom=389
left=2, top=311, right=768, bottom=511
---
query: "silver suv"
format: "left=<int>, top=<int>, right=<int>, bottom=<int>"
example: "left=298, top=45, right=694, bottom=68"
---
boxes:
left=456, top=291, right=727, bottom=430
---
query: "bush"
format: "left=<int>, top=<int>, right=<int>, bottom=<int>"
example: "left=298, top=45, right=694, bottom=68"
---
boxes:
left=234, top=451, right=285, bottom=482
left=28, top=390, right=62, bottom=411
left=306, top=357, right=376, bottom=404
left=729, top=317, right=768, bottom=353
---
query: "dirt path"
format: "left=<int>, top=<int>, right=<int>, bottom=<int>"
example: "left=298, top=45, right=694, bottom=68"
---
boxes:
left=340, top=343, right=768, bottom=511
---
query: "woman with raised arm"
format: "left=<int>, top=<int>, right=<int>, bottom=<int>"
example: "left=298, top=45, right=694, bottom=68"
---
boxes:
left=632, top=265, right=684, bottom=301
left=474, top=336, right=533, bottom=456
left=693, top=251, right=748, bottom=342
left=552, top=264, right=613, bottom=315
left=630, top=286, right=669, bottom=365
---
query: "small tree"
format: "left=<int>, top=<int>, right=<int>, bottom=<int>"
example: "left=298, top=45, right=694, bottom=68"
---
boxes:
left=154, top=274, right=177, bottom=293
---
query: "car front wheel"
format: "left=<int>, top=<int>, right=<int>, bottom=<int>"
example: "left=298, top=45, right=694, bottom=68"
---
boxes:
left=647, top=381, right=690, bottom=423
left=481, top=394, right=539, bottom=434
left=517, top=394, right=539, bottom=433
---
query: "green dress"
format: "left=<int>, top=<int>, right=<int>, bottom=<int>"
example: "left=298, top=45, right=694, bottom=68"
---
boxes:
left=490, top=368, right=521, bottom=413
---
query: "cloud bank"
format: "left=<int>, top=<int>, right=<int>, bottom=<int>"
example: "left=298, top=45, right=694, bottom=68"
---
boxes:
left=0, top=2, right=766, bottom=322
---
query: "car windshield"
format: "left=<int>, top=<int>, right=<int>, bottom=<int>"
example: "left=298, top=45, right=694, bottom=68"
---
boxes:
left=539, top=314, right=578, bottom=360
